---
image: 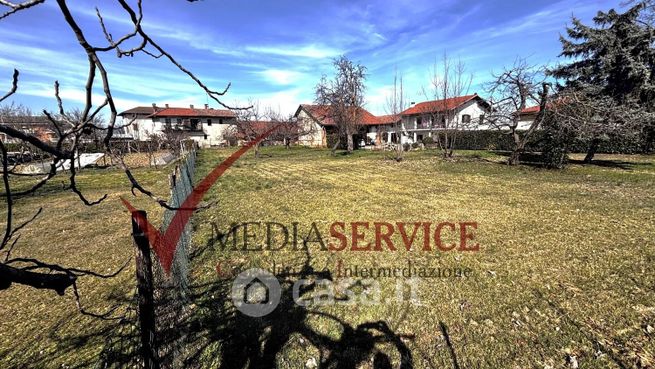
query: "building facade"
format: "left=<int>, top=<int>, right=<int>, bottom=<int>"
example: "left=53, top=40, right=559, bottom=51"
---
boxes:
left=294, top=94, right=492, bottom=147
left=118, top=104, right=236, bottom=147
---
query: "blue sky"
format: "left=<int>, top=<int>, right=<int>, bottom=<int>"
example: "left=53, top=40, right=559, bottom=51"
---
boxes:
left=0, top=0, right=623, bottom=117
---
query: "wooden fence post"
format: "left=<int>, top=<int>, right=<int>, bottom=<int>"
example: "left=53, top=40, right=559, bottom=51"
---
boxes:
left=132, top=210, right=159, bottom=369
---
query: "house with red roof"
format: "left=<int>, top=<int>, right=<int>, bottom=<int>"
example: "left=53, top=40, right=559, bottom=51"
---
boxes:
left=517, top=105, right=543, bottom=129
left=118, top=103, right=236, bottom=147
left=395, top=94, right=491, bottom=144
left=293, top=104, right=400, bottom=147
left=294, top=94, right=490, bottom=148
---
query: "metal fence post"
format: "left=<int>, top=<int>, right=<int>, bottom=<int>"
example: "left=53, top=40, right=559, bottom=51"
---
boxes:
left=131, top=210, right=159, bottom=369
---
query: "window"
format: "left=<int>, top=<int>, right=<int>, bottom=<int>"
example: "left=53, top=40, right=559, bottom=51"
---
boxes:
left=417, top=134, right=423, bottom=142
left=151, top=117, right=159, bottom=122
left=190, top=119, right=200, bottom=130
left=176, top=118, right=182, bottom=124
left=204, top=134, right=208, bottom=140
left=479, top=114, right=485, bottom=125
left=219, top=118, right=224, bottom=124
left=462, top=114, right=471, bottom=124
left=207, top=119, right=212, bottom=126
left=416, top=117, right=422, bottom=128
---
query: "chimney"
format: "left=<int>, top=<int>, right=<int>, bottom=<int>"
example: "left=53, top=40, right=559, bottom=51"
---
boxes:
left=204, top=104, right=209, bottom=110
left=165, top=103, right=169, bottom=108
left=410, top=102, right=416, bottom=106
left=190, top=104, right=194, bottom=109
left=152, top=103, right=157, bottom=112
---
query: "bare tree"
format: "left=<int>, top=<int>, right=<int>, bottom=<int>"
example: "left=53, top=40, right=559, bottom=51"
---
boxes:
left=144, top=132, right=162, bottom=168
left=485, top=59, right=551, bottom=165
left=384, top=67, right=408, bottom=161
left=0, top=0, right=242, bottom=304
left=542, top=88, right=646, bottom=166
left=421, top=53, right=473, bottom=159
left=315, top=56, right=367, bottom=154
left=231, top=100, right=269, bottom=158
left=268, top=110, right=316, bottom=149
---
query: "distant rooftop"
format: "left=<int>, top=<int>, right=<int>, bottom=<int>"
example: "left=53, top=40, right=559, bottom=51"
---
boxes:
left=119, top=104, right=236, bottom=118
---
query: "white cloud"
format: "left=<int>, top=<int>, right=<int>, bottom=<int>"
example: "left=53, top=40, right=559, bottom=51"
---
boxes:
left=245, top=44, right=342, bottom=59
left=255, top=69, right=304, bottom=86
left=16, top=82, right=143, bottom=113
left=229, top=88, right=307, bottom=117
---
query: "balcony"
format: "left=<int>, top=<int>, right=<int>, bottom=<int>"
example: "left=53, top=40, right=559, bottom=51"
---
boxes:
left=165, top=119, right=203, bottom=132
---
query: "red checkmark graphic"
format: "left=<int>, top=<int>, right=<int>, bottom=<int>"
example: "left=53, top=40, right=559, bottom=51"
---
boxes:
left=121, top=125, right=280, bottom=275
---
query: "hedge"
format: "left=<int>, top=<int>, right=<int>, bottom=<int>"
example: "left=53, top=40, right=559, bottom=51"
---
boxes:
left=326, top=130, right=649, bottom=154
left=439, top=130, right=649, bottom=154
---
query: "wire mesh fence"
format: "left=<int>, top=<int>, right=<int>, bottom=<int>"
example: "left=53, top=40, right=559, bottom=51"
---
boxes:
left=96, top=144, right=198, bottom=369
left=153, top=146, right=196, bottom=368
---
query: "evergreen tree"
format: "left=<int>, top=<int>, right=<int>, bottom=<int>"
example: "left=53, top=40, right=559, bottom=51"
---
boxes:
left=550, top=2, right=655, bottom=162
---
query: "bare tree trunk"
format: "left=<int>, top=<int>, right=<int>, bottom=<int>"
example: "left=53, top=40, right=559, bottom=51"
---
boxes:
left=441, top=132, right=451, bottom=159
left=330, top=138, right=340, bottom=156
left=584, top=138, right=600, bottom=163
left=446, top=133, right=455, bottom=158
left=254, top=142, right=260, bottom=158
left=508, top=149, right=521, bottom=165
left=508, top=129, right=521, bottom=165
left=346, top=134, right=354, bottom=153
left=395, top=124, right=404, bottom=162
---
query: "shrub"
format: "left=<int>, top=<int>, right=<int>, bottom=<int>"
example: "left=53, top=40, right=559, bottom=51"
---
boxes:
left=421, top=136, right=434, bottom=145
left=540, top=114, right=573, bottom=169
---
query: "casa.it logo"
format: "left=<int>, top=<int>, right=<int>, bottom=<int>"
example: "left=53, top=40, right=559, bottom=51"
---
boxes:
left=231, top=268, right=281, bottom=317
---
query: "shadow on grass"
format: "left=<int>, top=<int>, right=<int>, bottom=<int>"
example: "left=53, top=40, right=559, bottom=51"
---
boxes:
left=29, top=244, right=420, bottom=369
left=162, top=247, right=416, bottom=369
left=0, top=284, right=141, bottom=369
left=490, top=151, right=654, bottom=170
left=9, top=237, right=483, bottom=368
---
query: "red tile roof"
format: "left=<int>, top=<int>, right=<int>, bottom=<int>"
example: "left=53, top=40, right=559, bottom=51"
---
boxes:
left=299, top=105, right=395, bottom=126
left=401, top=94, right=479, bottom=116
left=377, top=114, right=401, bottom=124
left=520, top=106, right=541, bottom=114
left=118, top=106, right=159, bottom=116
left=151, top=107, right=236, bottom=118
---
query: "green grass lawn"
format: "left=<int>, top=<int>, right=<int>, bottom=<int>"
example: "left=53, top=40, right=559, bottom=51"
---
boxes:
left=1, top=147, right=654, bottom=368
left=0, top=164, right=170, bottom=368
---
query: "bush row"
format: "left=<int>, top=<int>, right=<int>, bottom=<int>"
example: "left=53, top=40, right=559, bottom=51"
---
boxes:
left=327, top=130, right=649, bottom=154
left=425, top=130, right=650, bottom=154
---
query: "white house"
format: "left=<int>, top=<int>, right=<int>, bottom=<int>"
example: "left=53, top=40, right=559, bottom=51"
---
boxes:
left=390, top=94, right=492, bottom=144
left=118, top=104, right=236, bottom=147
left=516, top=105, right=542, bottom=129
